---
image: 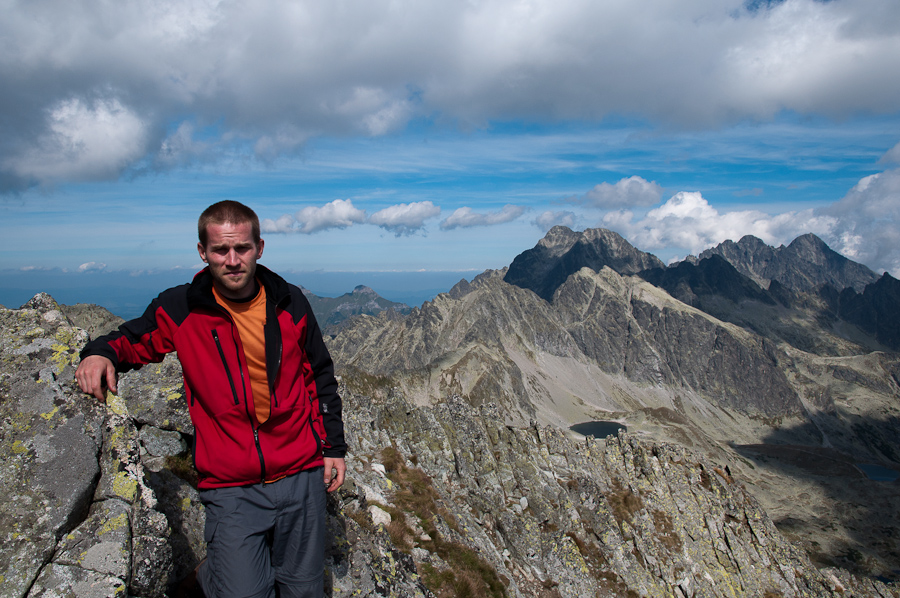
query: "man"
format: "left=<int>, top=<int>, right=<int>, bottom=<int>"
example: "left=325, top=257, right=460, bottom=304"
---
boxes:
left=76, top=200, right=346, bottom=598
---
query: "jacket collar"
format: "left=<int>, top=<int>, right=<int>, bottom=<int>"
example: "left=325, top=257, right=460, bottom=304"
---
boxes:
left=187, top=264, right=291, bottom=310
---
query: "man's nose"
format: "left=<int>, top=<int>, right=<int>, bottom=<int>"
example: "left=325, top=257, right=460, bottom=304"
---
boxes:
left=225, top=250, right=240, bottom=266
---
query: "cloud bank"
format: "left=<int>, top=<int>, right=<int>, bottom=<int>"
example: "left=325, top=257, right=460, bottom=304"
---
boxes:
left=602, top=167, right=900, bottom=276
left=3, top=0, right=900, bottom=189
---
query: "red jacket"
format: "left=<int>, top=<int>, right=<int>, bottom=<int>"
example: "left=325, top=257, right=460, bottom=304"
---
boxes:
left=81, top=265, right=346, bottom=489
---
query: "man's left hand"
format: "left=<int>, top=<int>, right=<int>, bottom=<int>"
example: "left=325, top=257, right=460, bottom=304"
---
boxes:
left=324, top=457, right=346, bottom=493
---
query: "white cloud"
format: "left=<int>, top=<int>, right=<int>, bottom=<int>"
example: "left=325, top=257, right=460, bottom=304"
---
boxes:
left=78, top=262, right=107, bottom=272
left=369, top=201, right=440, bottom=236
left=607, top=191, right=838, bottom=259
left=4, top=0, right=900, bottom=189
left=534, top=210, right=578, bottom=232
left=261, top=199, right=367, bottom=234
left=577, top=176, right=663, bottom=209
left=821, top=168, right=900, bottom=276
left=5, top=98, right=149, bottom=183
left=440, top=204, right=526, bottom=230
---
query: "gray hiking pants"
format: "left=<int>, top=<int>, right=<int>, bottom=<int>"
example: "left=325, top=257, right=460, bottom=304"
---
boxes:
left=197, top=467, right=326, bottom=598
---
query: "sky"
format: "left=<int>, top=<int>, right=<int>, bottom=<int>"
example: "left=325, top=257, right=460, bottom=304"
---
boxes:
left=2, top=0, right=900, bottom=313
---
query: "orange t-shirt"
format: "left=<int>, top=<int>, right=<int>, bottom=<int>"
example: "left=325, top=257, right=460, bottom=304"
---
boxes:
left=212, top=283, right=270, bottom=425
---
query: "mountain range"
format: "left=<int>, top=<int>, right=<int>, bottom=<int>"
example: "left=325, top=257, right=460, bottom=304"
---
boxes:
left=1, top=227, right=899, bottom=597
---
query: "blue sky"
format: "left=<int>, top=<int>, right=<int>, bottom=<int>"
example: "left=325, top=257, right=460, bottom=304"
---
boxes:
left=2, top=0, right=900, bottom=312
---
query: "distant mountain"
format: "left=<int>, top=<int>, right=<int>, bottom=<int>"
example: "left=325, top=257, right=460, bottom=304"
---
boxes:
left=301, top=285, right=411, bottom=333
left=504, top=226, right=664, bottom=301
left=698, top=233, right=879, bottom=293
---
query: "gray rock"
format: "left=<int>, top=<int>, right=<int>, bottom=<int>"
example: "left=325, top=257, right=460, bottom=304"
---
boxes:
left=27, top=563, right=126, bottom=598
left=140, top=426, right=187, bottom=457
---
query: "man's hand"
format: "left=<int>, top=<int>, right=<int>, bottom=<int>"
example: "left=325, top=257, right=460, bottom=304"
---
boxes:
left=324, top=457, right=346, bottom=493
left=75, top=355, right=117, bottom=401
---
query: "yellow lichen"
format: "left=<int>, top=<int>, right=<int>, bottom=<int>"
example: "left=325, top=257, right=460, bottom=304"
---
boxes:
left=11, top=440, right=29, bottom=455
left=111, top=471, right=138, bottom=502
left=99, top=512, right=129, bottom=536
left=106, top=394, right=128, bottom=417
left=39, top=406, right=60, bottom=421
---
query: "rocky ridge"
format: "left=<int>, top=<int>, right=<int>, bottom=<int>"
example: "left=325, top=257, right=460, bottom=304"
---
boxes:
left=1, top=293, right=897, bottom=597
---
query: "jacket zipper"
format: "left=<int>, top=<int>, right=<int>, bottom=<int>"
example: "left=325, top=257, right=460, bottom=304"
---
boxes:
left=214, top=320, right=268, bottom=484
left=228, top=327, right=267, bottom=483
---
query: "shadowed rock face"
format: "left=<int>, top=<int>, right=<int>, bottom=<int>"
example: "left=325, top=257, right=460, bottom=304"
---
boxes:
left=504, top=227, right=665, bottom=302
left=837, top=272, right=900, bottom=350
left=3, top=294, right=896, bottom=598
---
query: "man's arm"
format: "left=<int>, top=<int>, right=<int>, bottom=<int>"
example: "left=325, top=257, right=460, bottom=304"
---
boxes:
left=75, top=355, right=118, bottom=401
left=77, top=285, right=185, bottom=401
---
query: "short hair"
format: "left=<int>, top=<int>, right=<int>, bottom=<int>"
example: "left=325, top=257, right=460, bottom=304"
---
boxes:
left=198, top=200, right=261, bottom=247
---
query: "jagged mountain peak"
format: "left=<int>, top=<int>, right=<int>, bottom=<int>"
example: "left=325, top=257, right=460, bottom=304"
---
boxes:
left=351, top=285, right=376, bottom=295
left=700, top=232, right=878, bottom=293
left=505, top=226, right=665, bottom=301
left=536, top=224, right=582, bottom=252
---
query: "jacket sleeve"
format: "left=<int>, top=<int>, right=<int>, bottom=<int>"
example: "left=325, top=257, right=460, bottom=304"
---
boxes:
left=297, top=290, right=347, bottom=458
left=79, top=287, right=182, bottom=372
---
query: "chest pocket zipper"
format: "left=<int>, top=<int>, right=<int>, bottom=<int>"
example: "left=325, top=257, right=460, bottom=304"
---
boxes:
left=212, top=330, right=240, bottom=406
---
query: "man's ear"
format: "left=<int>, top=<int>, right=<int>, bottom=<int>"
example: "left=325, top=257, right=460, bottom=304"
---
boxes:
left=256, top=238, right=265, bottom=259
left=198, top=242, right=208, bottom=263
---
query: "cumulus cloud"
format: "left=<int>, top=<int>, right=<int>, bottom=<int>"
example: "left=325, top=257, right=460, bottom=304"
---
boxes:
left=4, top=0, right=900, bottom=189
left=534, top=210, right=578, bottom=232
left=5, top=98, right=149, bottom=184
left=576, top=176, right=663, bottom=209
left=262, top=199, right=367, bottom=234
left=369, top=201, right=440, bottom=236
left=440, top=204, right=526, bottom=230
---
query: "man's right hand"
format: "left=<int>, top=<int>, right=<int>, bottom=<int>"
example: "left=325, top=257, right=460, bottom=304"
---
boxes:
left=75, top=355, right=117, bottom=401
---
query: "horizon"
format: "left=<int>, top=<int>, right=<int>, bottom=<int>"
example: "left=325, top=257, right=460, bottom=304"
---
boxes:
left=2, top=0, right=899, bottom=295
left=2, top=226, right=885, bottom=320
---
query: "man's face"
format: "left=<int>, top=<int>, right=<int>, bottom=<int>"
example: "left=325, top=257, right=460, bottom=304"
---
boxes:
left=198, top=221, right=264, bottom=300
